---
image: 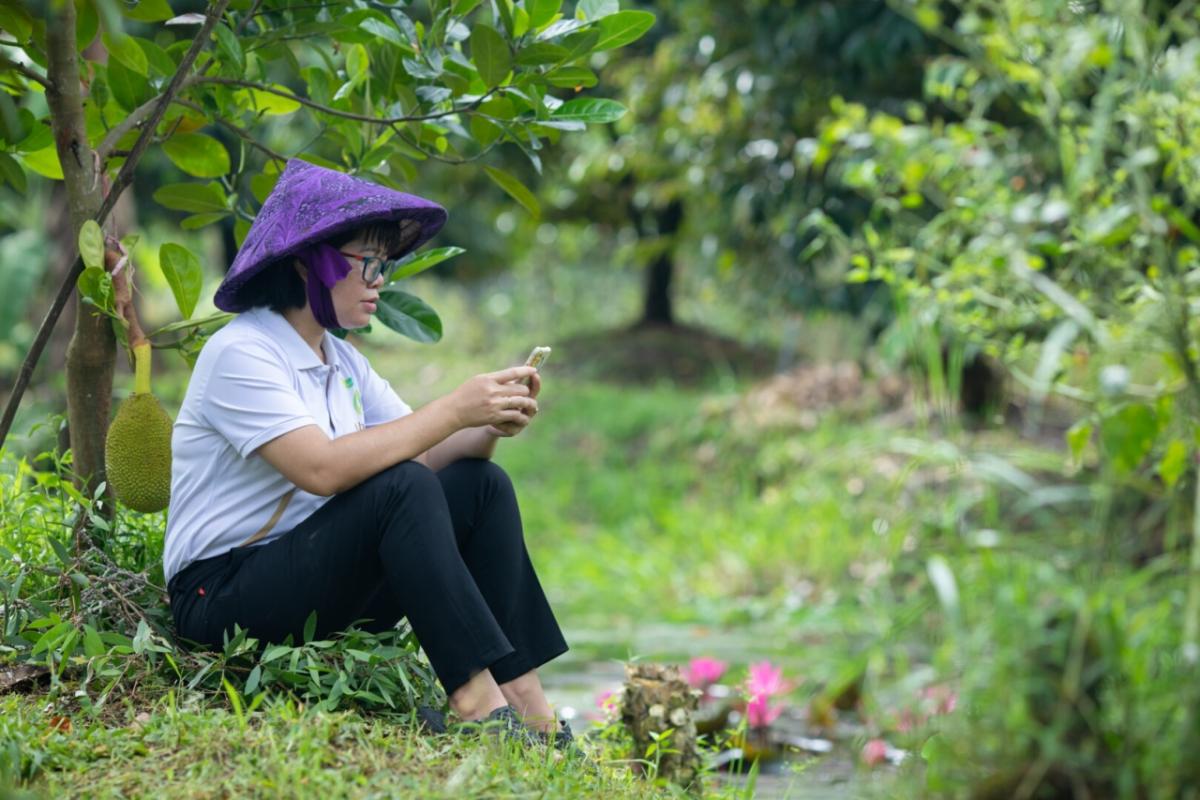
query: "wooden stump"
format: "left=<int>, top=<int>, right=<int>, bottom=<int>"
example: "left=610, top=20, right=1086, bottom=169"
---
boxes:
left=620, top=663, right=704, bottom=792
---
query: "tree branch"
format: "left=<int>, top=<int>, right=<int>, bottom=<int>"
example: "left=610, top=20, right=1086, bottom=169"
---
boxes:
left=193, top=76, right=497, bottom=124
left=173, top=97, right=288, bottom=166
left=0, top=0, right=233, bottom=452
left=0, top=53, right=51, bottom=90
left=95, top=76, right=199, bottom=163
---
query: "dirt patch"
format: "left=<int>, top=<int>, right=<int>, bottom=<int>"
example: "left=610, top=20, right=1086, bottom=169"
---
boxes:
left=732, top=361, right=908, bottom=430
left=556, top=322, right=777, bottom=386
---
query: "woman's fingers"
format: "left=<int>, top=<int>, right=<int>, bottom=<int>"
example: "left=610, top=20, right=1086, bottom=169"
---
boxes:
left=490, top=365, right=537, bottom=384
left=493, top=394, right=536, bottom=412
left=495, top=381, right=531, bottom=397
left=498, top=409, right=530, bottom=425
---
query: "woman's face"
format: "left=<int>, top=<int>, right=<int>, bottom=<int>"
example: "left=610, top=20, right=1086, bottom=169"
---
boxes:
left=329, top=233, right=386, bottom=329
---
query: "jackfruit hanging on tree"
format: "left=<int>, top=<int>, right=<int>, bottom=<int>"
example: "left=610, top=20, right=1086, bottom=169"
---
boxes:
left=105, top=340, right=172, bottom=513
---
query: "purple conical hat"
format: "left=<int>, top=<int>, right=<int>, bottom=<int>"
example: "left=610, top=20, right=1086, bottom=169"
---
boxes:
left=214, top=158, right=448, bottom=313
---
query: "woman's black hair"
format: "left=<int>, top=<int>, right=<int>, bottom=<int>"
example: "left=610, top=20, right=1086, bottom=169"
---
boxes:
left=237, top=221, right=418, bottom=314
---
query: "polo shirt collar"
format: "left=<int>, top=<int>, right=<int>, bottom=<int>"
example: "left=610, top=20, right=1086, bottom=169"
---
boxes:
left=246, top=307, right=339, bottom=372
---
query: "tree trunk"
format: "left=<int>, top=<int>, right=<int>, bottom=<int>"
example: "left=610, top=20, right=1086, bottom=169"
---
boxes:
left=641, top=253, right=674, bottom=326
left=638, top=198, right=683, bottom=327
left=44, top=1, right=112, bottom=501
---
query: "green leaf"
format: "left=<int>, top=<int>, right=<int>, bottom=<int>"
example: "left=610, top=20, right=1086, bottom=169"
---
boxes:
left=347, top=43, right=370, bottom=84
left=387, top=246, right=466, bottom=281
left=303, top=611, right=318, bottom=643
left=512, top=5, right=530, bottom=36
left=153, top=182, right=228, bottom=214
left=545, top=65, right=597, bottom=88
left=359, top=16, right=413, bottom=52
left=159, top=243, right=204, bottom=319
left=576, top=0, right=618, bottom=21
left=77, top=267, right=114, bottom=312
left=147, top=311, right=234, bottom=338
left=591, top=10, right=654, bottom=51
left=375, top=289, right=443, bottom=342
left=122, top=0, right=175, bottom=22
left=471, top=23, right=511, bottom=87
left=484, top=165, right=539, bottom=218
left=0, top=93, right=28, bottom=146
left=250, top=172, right=281, bottom=203
left=1066, top=420, right=1092, bottom=462
left=83, top=624, right=105, bottom=658
left=78, top=220, right=105, bottom=270
left=131, top=36, right=175, bottom=78
left=1159, top=439, right=1188, bottom=489
left=20, top=147, right=64, bottom=180
left=235, top=218, right=251, bottom=248
left=470, top=115, right=503, bottom=148
left=163, top=133, right=230, bottom=178
left=495, top=0, right=515, bottom=36
left=106, top=59, right=153, bottom=112
left=0, top=152, right=25, bottom=193
left=516, top=42, right=569, bottom=65
left=14, top=118, right=52, bottom=153
left=181, top=211, right=231, bottom=229
left=550, top=97, right=625, bottom=123
left=103, top=32, right=148, bottom=77
left=47, top=534, right=71, bottom=567
left=214, top=23, right=245, bottom=73
left=1084, top=204, right=1137, bottom=246
left=453, top=0, right=484, bottom=15
left=0, top=3, right=33, bottom=43
left=1100, top=403, right=1158, bottom=474
left=76, top=1, right=99, bottom=54
left=244, top=665, right=262, bottom=695
left=526, top=0, right=561, bottom=29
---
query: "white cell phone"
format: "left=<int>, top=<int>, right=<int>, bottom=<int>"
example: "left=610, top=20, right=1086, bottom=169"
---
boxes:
left=521, top=346, right=551, bottom=386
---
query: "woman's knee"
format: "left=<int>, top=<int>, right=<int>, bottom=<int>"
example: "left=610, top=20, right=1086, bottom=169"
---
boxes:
left=438, top=458, right=514, bottom=496
left=363, top=459, right=443, bottom=504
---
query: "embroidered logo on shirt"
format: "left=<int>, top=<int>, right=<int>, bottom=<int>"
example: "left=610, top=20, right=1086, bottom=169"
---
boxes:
left=344, top=376, right=365, bottom=429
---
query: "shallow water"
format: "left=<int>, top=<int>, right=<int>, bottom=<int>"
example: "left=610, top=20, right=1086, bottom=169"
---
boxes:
left=540, top=624, right=906, bottom=799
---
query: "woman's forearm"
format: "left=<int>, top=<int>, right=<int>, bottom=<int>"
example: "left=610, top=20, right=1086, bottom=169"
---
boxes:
left=260, top=393, right=460, bottom=494
left=423, top=425, right=500, bottom=471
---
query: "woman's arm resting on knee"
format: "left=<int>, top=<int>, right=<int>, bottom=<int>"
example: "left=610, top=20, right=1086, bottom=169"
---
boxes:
left=421, top=426, right=501, bottom=471
left=256, top=366, right=538, bottom=495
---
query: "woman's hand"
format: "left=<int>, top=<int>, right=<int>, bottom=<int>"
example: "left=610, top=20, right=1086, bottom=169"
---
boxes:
left=446, top=366, right=539, bottom=430
left=486, top=370, right=541, bottom=438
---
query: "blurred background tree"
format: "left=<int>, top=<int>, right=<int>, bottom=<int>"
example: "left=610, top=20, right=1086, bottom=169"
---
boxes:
left=543, top=1, right=934, bottom=321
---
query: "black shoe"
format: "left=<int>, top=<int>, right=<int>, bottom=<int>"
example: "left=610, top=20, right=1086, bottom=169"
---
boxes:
left=456, top=705, right=540, bottom=746
left=537, top=719, right=576, bottom=751
left=414, top=705, right=447, bottom=734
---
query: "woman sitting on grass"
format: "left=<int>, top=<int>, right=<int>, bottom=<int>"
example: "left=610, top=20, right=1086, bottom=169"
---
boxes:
left=161, top=158, right=571, bottom=747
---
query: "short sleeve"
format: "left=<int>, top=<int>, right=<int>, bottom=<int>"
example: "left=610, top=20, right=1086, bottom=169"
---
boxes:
left=202, top=342, right=318, bottom=457
left=361, top=364, right=412, bottom=427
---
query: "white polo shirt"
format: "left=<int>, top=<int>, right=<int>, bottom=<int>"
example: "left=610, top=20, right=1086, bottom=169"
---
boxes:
left=162, top=306, right=412, bottom=583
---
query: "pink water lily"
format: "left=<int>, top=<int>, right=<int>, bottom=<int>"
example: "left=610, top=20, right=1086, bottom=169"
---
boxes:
left=921, top=684, right=958, bottom=715
left=684, top=657, right=728, bottom=688
left=746, top=694, right=784, bottom=728
left=595, top=689, right=621, bottom=720
left=746, top=661, right=789, bottom=698
left=862, top=738, right=889, bottom=766
left=742, top=661, right=793, bottom=730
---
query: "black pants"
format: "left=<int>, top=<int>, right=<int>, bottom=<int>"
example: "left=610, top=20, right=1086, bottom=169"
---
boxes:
left=168, top=458, right=568, bottom=695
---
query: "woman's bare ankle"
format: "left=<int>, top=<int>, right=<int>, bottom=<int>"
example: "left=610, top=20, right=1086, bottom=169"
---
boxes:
left=449, top=669, right=507, bottom=721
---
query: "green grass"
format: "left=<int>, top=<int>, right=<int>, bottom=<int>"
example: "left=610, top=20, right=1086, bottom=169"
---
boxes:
left=1, top=694, right=656, bottom=799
